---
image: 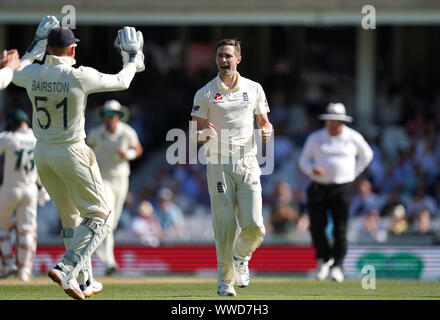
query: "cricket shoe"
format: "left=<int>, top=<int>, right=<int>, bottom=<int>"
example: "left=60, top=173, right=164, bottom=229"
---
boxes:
left=315, top=258, right=334, bottom=281
left=330, top=265, right=344, bottom=283
left=48, top=262, right=85, bottom=300
left=18, top=268, right=32, bottom=282
left=233, top=257, right=250, bottom=288
left=217, top=281, right=236, bottom=297
left=81, top=279, right=103, bottom=298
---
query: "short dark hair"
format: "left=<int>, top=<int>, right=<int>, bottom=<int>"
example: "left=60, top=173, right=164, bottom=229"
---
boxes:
left=215, top=39, right=241, bottom=55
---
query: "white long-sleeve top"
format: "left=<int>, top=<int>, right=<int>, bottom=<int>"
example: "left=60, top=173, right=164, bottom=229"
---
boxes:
left=12, top=53, right=136, bottom=144
left=299, top=125, right=373, bottom=184
left=0, top=67, right=13, bottom=90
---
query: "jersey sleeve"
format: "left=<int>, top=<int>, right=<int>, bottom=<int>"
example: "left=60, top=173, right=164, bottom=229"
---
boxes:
left=353, top=131, right=374, bottom=177
left=126, top=125, right=140, bottom=147
left=190, top=88, right=209, bottom=119
left=75, top=63, right=136, bottom=95
left=254, top=83, right=270, bottom=115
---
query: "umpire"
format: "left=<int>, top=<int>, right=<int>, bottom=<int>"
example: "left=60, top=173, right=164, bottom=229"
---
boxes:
left=299, top=103, right=373, bottom=282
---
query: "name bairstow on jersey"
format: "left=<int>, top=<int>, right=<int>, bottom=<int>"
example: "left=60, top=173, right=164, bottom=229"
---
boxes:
left=31, top=80, right=69, bottom=93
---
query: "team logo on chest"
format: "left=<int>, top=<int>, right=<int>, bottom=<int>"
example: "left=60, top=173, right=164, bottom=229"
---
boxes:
left=243, top=92, right=249, bottom=102
left=213, top=93, right=223, bottom=102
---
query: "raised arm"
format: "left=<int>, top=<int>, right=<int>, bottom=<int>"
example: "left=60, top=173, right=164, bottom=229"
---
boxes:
left=78, top=27, right=145, bottom=94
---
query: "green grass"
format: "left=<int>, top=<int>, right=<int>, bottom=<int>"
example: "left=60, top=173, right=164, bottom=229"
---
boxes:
left=0, top=276, right=439, bottom=300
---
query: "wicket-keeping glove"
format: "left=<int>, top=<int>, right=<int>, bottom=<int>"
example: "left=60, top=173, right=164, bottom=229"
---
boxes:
left=26, top=15, right=60, bottom=61
left=114, top=26, right=145, bottom=72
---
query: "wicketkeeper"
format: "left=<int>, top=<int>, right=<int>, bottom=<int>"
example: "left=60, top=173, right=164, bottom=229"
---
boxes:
left=11, top=16, right=145, bottom=300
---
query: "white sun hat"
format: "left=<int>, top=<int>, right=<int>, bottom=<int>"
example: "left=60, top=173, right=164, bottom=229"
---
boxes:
left=98, top=99, right=130, bottom=122
left=318, top=103, right=353, bottom=123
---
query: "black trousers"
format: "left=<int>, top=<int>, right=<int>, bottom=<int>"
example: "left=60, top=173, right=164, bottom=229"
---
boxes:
left=306, top=181, right=353, bottom=267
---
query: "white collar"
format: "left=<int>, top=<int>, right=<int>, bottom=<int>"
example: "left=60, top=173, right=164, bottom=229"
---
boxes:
left=45, top=55, right=76, bottom=66
left=216, top=72, right=241, bottom=92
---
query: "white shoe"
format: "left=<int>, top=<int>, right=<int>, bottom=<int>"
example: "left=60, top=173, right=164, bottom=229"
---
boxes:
left=233, top=257, right=250, bottom=288
left=18, top=268, right=32, bottom=282
left=315, top=258, right=334, bottom=281
left=82, top=279, right=103, bottom=297
left=48, top=262, right=85, bottom=300
left=330, top=266, right=344, bottom=283
left=217, top=281, right=236, bottom=297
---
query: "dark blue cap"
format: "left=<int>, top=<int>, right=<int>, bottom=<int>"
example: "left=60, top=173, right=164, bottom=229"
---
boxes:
left=47, top=27, right=80, bottom=47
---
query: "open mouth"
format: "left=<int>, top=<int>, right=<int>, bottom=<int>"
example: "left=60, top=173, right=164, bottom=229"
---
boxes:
left=220, top=65, right=230, bottom=72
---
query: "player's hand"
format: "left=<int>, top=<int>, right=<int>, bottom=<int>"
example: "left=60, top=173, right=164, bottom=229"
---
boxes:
left=260, top=126, right=272, bottom=142
left=27, top=15, right=60, bottom=61
left=260, top=128, right=272, bottom=142
left=312, top=166, right=325, bottom=176
left=114, top=26, right=145, bottom=72
left=4, top=49, right=20, bottom=71
left=198, top=122, right=217, bottom=142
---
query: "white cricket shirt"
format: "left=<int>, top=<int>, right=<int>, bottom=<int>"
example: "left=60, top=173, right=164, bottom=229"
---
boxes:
left=191, top=73, right=269, bottom=158
left=0, top=67, right=13, bottom=90
left=12, top=54, right=136, bottom=145
left=0, top=128, right=37, bottom=188
left=87, top=122, right=140, bottom=178
left=299, top=125, right=373, bottom=184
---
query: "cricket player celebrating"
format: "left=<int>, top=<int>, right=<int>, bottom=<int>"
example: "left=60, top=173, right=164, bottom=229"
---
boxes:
left=87, top=99, right=143, bottom=275
left=0, top=49, right=20, bottom=90
left=191, top=39, right=273, bottom=296
left=12, top=16, right=145, bottom=299
left=0, top=109, right=50, bottom=281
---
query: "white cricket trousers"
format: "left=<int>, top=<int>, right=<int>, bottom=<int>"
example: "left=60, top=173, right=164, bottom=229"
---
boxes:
left=206, top=155, right=265, bottom=285
left=0, top=185, right=38, bottom=273
left=94, top=174, right=129, bottom=269
left=34, top=140, right=109, bottom=229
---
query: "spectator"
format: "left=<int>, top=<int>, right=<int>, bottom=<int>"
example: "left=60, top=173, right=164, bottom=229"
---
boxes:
left=348, top=178, right=382, bottom=218
left=154, top=187, right=186, bottom=238
left=380, top=187, right=407, bottom=217
left=130, top=200, right=163, bottom=247
left=407, top=185, right=438, bottom=222
left=268, top=182, right=298, bottom=235
left=355, top=209, right=388, bottom=243
left=415, top=134, right=439, bottom=181
left=388, top=204, right=409, bottom=236
left=407, top=209, right=437, bottom=238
